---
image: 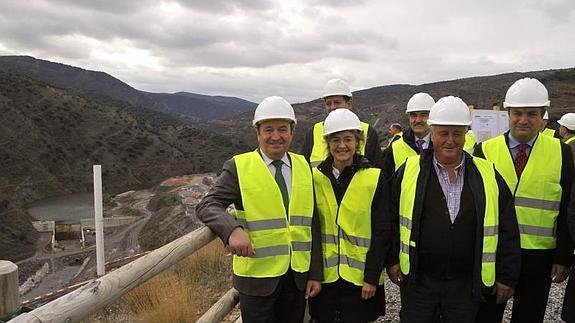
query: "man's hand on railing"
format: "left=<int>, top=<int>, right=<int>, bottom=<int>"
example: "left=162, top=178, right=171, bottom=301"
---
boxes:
left=227, top=227, right=255, bottom=257
left=305, top=280, right=321, bottom=299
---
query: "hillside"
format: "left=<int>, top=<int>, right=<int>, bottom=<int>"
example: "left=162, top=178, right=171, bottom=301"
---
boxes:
left=207, top=69, right=575, bottom=150
left=300, top=69, right=575, bottom=142
left=0, top=71, right=250, bottom=261
left=0, top=56, right=256, bottom=120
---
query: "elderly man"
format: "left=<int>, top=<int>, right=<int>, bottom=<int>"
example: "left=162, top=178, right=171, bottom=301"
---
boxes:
left=474, top=78, right=575, bottom=322
left=196, top=96, right=322, bottom=323
left=381, top=93, right=435, bottom=179
left=300, top=78, right=382, bottom=168
left=388, top=96, right=520, bottom=322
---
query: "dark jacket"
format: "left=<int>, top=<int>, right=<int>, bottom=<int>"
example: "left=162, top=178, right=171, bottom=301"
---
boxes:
left=474, top=132, right=575, bottom=266
left=381, top=128, right=433, bottom=180
left=390, top=150, right=521, bottom=300
left=316, top=154, right=391, bottom=284
left=196, top=155, right=323, bottom=296
left=301, top=122, right=383, bottom=168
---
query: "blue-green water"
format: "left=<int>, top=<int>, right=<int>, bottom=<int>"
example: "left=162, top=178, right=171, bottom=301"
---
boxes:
left=27, top=194, right=95, bottom=224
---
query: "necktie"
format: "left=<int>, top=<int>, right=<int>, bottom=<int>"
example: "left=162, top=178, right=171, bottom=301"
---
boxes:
left=515, top=144, right=528, bottom=177
left=272, top=160, right=289, bottom=213
left=416, top=139, right=425, bottom=153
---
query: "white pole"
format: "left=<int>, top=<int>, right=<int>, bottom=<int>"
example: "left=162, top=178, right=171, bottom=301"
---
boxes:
left=51, top=225, right=55, bottom=250
left=93, top=165, right=105, bottom=277
left=80, top=224, right=85, bottom=248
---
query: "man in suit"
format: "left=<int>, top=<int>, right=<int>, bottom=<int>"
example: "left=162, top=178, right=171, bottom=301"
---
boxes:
left=381, top=92, right=435, bottom=179
left=474, top=78, right=574, bottom=322
left=196, top=96, right=322, bottom=323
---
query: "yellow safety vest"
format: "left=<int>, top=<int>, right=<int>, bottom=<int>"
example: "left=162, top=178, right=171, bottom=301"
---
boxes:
left=310, top=121, right=370, bottom=167
left=391, top=138, right=418, bottom=171
left=481, top=134, right=562, bottom=249
left=233, top=151, right=314, bottom=277
left=398, top=155, right=499, bottom=286
left=313, top=167, right=385, bottom=286
left=541, top=128, right=555, bottom=137
left=464, top=130, right=476, bottom=154
left=386, top=132, right=403, bottom=148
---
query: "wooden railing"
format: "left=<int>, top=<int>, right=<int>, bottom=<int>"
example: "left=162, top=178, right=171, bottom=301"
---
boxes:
left=4, top=226, right=240, bottom=323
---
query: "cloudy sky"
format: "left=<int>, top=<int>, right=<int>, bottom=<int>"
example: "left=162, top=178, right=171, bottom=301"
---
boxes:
left=0, top=0, right=573, bottom=103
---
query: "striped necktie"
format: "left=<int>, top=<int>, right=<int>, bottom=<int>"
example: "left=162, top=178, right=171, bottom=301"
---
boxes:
left=416, top=139, right=425, bottom=153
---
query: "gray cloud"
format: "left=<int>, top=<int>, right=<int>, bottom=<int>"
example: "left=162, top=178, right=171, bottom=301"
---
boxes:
left=0, top=0, right=573, bottom=103
left=50, top=0, right=157, bottom=14
left=178, top=0, right=274, bottom=13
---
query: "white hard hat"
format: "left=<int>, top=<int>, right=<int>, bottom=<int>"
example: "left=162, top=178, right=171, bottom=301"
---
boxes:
left=323, top=109, right=363, bottom=136
left=322, top=79, right=352, bottom=99
left=427, top=96, right=472, bottom=126
left=543, top=110, right=549, bottom=120
left=252, top=96, right=297, bottom=126
left=406, top=93, right=435, bottom=113
left=503, top=77, right=550, bottom=108
left=558, top=113, right=575, bottom=130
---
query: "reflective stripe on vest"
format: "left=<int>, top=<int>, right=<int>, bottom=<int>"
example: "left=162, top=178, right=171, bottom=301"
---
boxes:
left=234, top=151, right=314, bottom=278
left=313, top=167, right=384, bottom=286
left=482, top=134, right=562, bottom=249
left=391, top=138, right=418, bottom=171
left=565, top=136, right=575, bottom=144
left=398, top=155, right=499, bottom=286
left=310, top=121, right=370, bottom=167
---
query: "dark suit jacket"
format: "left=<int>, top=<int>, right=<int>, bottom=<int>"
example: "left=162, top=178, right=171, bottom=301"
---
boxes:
left=196, top=156, right=323, bottom=296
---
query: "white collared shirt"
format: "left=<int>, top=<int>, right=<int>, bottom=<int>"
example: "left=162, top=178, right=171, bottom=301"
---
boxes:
left=508, top=133, right=537, bottom=161
left=416, top=132, right=432, bottom=150
left=260, top=149, right=292, bottom=198
left=432, top=153, right=465, bottom=223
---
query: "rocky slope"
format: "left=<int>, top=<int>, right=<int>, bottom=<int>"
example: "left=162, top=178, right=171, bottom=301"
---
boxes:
left=0, top=71, right=249, bottom=261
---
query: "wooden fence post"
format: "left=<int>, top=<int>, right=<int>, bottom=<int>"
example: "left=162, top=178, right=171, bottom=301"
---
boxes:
left=196, top=288, right=239, bottom=323
left=0, top=260, right=19, bottom=317
left=9, top=226, right=216, bottom=323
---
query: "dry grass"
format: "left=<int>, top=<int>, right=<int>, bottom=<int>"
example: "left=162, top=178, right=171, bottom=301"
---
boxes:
left=87, top=240, right=232, bottom=322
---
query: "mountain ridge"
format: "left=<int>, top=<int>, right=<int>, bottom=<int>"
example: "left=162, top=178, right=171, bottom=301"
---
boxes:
left=0, top=55, right=257, bottom=120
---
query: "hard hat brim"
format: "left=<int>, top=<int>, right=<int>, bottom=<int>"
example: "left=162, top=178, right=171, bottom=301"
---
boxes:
left=427, top=120, right=472, bottom=126
left=252, top=117, right=297, bottom=126
left=558, top=120, right=575, bottom=130
left=323, top=127, right=364, bottom=137
left=503, top=101, right=550, bottom=108
left=321, top=93, right=353, bottom=99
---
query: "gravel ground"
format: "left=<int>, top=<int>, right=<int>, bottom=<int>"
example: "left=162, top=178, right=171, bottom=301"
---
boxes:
left=222, top=278, right=568, bottom=323
left=375, top=277, right=568, bottom=322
